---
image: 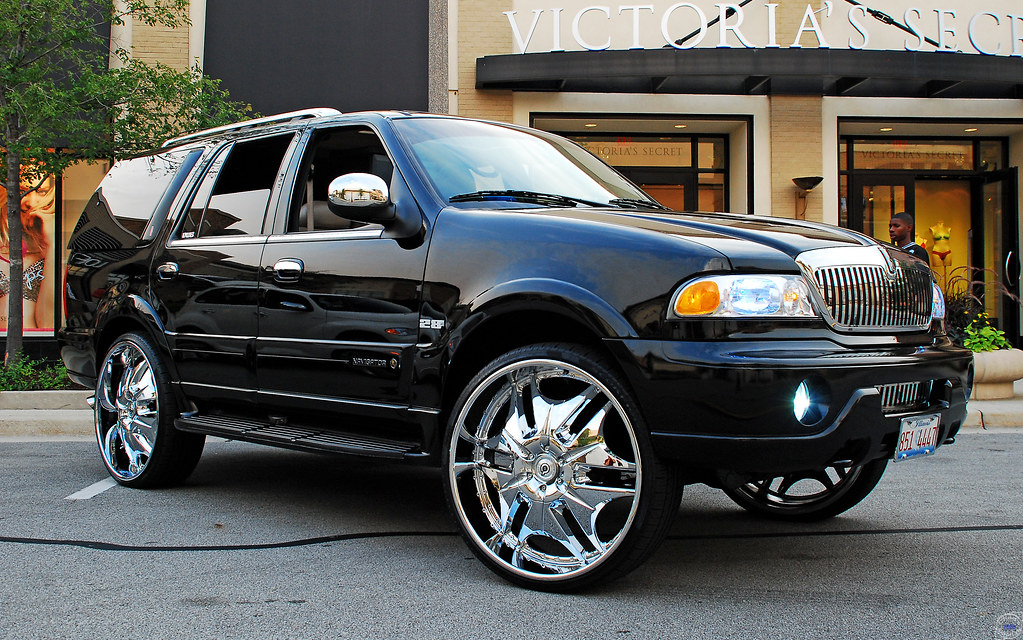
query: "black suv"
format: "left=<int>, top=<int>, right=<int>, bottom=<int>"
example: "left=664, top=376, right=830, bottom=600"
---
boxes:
left=60, top=109, right=973, bottom=591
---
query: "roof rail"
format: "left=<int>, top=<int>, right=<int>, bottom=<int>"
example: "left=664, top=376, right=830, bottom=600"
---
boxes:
left=161, top=108, right=342, bottom=147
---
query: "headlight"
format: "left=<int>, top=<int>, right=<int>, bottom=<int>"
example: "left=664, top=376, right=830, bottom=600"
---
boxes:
left=931, top=281, right=947, bottom=333
left=931, top=282, right=946, bottom=322
left=670, top=275, right=817, bottom=319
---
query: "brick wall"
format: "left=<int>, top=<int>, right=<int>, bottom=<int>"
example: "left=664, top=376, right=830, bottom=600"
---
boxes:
left=770, top=95, right=824, bottom=221
left=455, top=0, right=514, bottom=122
left=132, top=16, right=191, bottom=71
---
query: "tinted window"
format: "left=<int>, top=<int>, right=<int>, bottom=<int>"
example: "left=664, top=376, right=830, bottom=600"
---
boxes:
left=75, top=148, right=202, bottom=249
left=183, top=134, right=293, bottom=238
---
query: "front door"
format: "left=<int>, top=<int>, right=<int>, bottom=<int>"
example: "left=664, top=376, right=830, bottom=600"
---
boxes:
left=255, top=124, right=427, bottom=425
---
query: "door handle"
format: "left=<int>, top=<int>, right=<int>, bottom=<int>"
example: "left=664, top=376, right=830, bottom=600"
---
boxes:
left=1006, top=251, right=1019, bottom=288
left=155, top=262, right=179, bottom=280
left=272, top=258, right=304, bottom=283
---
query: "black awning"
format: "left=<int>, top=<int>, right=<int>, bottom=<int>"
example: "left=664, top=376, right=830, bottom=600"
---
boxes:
left=476, top=48, right=1023, bottom=99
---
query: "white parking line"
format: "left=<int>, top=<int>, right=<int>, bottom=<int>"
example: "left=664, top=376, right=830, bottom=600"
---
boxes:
left=65, top=478, right=117, bottom=500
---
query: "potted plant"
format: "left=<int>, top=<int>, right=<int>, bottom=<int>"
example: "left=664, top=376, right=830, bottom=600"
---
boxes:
left=944, top=267, right=1023, bottom=400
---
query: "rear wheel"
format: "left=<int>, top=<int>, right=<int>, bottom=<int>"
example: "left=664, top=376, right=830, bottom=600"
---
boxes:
left=95, top=333, right=205, bottom=487
left=443, top=343, right=681, bottom=591
left=722, top=458, right=889, bottom=521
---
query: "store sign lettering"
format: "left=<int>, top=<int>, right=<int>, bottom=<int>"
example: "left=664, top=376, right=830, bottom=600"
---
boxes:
left=505, top=3, right=1023, bottom=55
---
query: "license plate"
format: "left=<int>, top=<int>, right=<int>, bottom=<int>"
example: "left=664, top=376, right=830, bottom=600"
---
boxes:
left=893, top=413, right=940, bottom=462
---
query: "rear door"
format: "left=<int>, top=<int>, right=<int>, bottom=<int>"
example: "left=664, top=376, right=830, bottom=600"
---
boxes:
left=255, top=123, right=427, bottom=422
left=151, top=132, right=300, bottom=411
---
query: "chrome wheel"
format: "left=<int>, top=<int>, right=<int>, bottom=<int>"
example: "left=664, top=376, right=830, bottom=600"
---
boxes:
left=94, top=333, right=205, bottom=487
left=445, top=344, right=681, bottom=590
left=97, top=339, right=160, bottom=481
left=724, top=459, right=888, bottom=521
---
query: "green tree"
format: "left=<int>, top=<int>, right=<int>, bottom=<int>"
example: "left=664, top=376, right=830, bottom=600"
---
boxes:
left=0, top=0, right=252, bottom=364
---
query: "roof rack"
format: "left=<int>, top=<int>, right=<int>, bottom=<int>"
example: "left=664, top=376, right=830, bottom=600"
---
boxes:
left=161, top=108, right=342, bottom=147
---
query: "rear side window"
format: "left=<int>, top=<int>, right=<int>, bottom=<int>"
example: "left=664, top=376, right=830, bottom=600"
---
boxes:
left=71, top=148, right=202, bottom=250
left=181, top=134, right=294, bottom=238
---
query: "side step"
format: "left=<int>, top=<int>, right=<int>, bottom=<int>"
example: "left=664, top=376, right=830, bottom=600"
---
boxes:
left=174, top=414, right=423, bottom=460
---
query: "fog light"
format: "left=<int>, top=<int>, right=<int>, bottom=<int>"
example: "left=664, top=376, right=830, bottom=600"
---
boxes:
left=793, top=379, right=829, bottom=426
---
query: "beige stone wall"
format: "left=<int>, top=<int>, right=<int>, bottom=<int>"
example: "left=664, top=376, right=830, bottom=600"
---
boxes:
left=770, top=95, right=824, bottom=221
left=131, top=15, right=191, bottom=71
left=455, top=0, right=514, bottom=122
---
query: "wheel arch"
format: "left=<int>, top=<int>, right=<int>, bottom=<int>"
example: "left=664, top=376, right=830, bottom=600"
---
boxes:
left=440, top=281, right=638, bottom=424
left=94, top=294, right=177, bottom=383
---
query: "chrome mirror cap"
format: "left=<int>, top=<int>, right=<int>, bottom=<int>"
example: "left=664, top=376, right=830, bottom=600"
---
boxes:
left=327, top=173, right=389, bottom=209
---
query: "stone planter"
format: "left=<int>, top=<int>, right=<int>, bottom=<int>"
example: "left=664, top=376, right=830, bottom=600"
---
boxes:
left=970, top=348, right=1023, bottom=400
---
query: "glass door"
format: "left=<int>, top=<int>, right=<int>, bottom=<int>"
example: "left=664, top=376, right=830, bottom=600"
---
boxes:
left=976, top=169, right=1020, bottom=344
left=849, top=174, right=915, bottom=244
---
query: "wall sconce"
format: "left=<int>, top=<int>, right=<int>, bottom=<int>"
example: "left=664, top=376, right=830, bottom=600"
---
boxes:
left=793, top=176, right=823, bottom=220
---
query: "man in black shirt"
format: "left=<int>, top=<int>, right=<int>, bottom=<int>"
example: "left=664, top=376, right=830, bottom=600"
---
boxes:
left=889, top=212, right=929, bottom=264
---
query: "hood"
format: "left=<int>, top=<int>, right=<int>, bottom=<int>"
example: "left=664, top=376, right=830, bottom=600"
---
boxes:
left=466, top=205, right=877, bottom=272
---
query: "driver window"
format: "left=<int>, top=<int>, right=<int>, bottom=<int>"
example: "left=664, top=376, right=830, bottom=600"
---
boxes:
left=289, top=126, right=393, bottom=233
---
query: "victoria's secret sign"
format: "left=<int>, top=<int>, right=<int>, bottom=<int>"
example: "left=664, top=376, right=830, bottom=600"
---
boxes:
left=504, top=3, right=1023, bottom=55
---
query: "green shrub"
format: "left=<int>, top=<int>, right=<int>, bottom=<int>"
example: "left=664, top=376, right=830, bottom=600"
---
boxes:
left=942, top=266, right=1018, bottom=351
left=0, top=356, right=73, bottom=391
left=963, top=313, right=1012, bottom=352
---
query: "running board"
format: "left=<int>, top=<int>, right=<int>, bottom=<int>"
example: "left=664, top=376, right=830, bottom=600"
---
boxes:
left=174, top=414, right=423, bottom=460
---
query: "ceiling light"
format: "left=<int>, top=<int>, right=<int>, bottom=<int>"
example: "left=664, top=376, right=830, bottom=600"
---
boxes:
left=584, top=123, right=598, bottom=128
left=964, top=127, right=978, bottom=132
left=674, top=124, right=687, bottom=129
left=879, top=127, right=893, bottom=132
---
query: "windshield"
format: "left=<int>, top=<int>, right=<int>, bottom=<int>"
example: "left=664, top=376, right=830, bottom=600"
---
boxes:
left=391, top=117, right=659, bottom=207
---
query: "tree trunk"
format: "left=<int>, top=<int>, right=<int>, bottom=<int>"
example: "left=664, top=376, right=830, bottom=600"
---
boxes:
left=5, top=146, right=24, bottom=365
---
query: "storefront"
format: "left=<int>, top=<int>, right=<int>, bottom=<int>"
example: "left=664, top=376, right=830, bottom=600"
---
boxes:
left=454, top=0, right=1023, bottom=340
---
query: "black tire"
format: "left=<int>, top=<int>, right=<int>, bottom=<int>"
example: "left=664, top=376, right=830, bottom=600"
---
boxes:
left=442, top=343, right=682, bottom=592
left=722, top=458, right=889, bottom=522
left=94, top=332, right=205, bottom=488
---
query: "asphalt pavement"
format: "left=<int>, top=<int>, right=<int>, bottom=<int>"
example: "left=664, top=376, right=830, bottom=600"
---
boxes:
left=0, top=433, right=1021, bottom=639
left=0, top=381, right=1020, bottom=638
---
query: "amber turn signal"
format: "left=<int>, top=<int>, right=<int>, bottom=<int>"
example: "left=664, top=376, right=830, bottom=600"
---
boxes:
left=674, top=281, right=720, bottom=316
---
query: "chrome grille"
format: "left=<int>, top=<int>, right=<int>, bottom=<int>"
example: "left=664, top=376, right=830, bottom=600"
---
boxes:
left=877, top=381, right=932, bottom=413
left=799, top=246, right=933, bottom=331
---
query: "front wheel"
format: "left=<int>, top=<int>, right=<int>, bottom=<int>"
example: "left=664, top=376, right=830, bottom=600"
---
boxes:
left=443, top=343, right=681, bottom=591
left=95, top=332, right=205, bottom=488
left=722, top=458, right=889, bottom=522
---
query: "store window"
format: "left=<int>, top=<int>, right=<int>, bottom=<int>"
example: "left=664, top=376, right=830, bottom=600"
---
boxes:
left=566, top=134, right=728, bottom=212
left=1, top=170, right=57, bottom=335
left=839, top=135, right=1017, bottom=341
left=1, top=160, right=106, bottom=336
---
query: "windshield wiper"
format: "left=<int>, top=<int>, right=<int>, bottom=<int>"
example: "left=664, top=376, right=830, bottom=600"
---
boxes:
left=449, top=190, right=603, bottom=208
left=608, top=198, right=673, bottom=211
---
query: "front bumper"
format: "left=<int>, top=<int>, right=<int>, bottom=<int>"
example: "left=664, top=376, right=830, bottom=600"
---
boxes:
left=607, top=337, right=972, bottom=475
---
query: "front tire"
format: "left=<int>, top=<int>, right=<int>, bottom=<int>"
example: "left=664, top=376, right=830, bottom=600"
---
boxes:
left=443, top=343, right=681, bottom=591
left=722, top=458, right=889, bottom=521
left=95, top=332, right=205, bottom=488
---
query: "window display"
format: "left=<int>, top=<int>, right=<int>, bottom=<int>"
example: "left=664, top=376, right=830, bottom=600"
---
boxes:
left=0, top=173, right=56, bottom=334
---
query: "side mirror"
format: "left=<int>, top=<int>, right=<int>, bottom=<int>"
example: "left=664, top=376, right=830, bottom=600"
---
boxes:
left=326, top=172, right=423, bottom=240
left=327, top=172, right=391, bottom=216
